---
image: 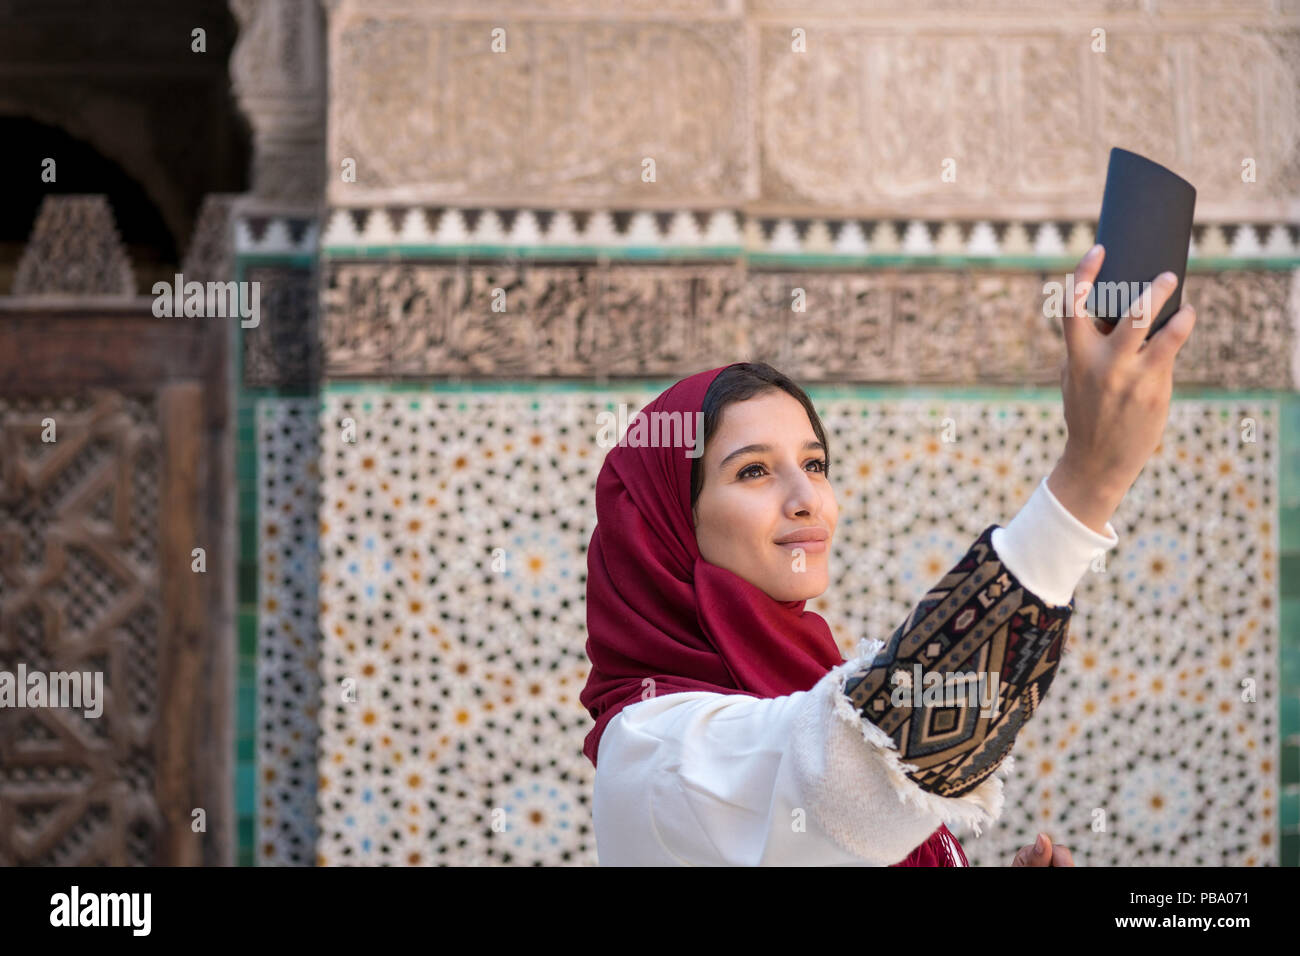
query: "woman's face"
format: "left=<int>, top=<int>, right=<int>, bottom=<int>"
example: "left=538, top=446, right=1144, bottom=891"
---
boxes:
left=691, top=389, right=838, bottom=602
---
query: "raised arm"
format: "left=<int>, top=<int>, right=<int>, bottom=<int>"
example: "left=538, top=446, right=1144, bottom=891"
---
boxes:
left=800, top=240, right=1198, bottom=863
left=785, top=476, right=1115, bottom=863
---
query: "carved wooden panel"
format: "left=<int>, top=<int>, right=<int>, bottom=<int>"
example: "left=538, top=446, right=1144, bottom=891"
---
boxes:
left=0, top=392, right=162, bottom=864
left=0, top=306, right=232, bottom=865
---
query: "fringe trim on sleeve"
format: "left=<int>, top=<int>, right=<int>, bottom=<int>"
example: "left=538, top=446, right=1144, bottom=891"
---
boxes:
left=828, top=644, right=1015, bottom=839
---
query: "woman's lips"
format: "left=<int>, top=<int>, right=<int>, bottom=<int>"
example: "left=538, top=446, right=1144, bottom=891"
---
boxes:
left=777, top=540, right=827, bottom=554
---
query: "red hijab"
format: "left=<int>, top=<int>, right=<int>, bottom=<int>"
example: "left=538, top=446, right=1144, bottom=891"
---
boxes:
left=580, top=363, right=966, bottom=867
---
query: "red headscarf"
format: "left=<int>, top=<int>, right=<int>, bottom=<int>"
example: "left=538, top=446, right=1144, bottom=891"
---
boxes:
left=580, top=363, right=967, bottom=867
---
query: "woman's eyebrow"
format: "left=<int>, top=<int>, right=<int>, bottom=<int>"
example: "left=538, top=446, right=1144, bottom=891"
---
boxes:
left=717, top=439, right=825, bottom=470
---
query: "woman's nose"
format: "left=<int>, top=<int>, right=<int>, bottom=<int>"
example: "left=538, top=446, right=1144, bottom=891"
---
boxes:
left=786, top=473, right=821, bottom=516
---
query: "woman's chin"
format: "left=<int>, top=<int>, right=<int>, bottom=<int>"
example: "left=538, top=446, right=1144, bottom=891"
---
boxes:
left=766, top=575, right=828, bottom=603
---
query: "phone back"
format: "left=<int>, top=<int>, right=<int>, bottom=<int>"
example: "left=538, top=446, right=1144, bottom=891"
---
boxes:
left=1087, top=147, right=1197, bottom=340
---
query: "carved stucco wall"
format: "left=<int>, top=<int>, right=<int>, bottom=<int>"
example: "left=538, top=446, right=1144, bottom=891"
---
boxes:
left=230, top=0, right=327, bottom=207
left=322, top=0, right=1299, bottom=221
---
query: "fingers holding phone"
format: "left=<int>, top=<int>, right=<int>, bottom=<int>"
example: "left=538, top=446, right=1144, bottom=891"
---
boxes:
left=1111, top=269, right=1182, bottom=357
left=1137, top=296, right=1198, bottom=369
left=1049, top=243, right=1198, bottom=535
left=1065, top=242, right=1109, bottom=346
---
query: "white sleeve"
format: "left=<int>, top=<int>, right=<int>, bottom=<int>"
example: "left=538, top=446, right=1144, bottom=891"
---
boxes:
left=592, top=647, right=1012, bottom=867
left=990, top=475, right=1120, bottom=607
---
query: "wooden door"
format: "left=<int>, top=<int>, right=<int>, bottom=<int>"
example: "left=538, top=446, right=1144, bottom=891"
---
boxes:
left=0, top=299, right=232, bottom=865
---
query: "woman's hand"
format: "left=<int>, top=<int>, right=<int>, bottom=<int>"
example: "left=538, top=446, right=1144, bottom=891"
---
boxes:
left=1011, top=831, right=1075, bottom=867
left=1047, top=244, right=1197, bottom=535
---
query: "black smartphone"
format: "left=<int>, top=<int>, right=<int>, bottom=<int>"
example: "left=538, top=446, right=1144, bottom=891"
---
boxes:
left=1085, top=147, right=1197, bottom=341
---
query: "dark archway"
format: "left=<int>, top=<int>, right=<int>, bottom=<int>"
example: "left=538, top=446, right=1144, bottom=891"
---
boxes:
left=0, top=117, right=181, bottom=294
left=0, top=0, right=253, bottom=293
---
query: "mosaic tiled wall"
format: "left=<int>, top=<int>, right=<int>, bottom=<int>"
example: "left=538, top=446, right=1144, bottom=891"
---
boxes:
left=253, top=387, right=1283, bottom=866
left=255, top=401, right=322, bottom=865
left=233, top=245, right=320, bottom=866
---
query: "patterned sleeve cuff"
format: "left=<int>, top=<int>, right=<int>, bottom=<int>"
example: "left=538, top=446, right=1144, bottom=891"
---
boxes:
left=842, top=523, right=1073, bottom=800
left=790, top=650, right=1013, bottom=864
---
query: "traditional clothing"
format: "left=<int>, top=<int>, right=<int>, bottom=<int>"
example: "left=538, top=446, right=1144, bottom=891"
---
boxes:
left=581, top=365, right=1116, bottom=866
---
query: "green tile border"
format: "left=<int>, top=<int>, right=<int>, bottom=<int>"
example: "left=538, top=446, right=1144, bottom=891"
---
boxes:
left=233, top=254, right=322, bottom=866
left=1280, top=397, right=1300, bottom=866
left=234, top=254, right=259, bottom=866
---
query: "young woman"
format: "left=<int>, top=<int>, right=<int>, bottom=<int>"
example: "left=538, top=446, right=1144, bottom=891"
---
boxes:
left=581, top=245, right=1196, bottom=866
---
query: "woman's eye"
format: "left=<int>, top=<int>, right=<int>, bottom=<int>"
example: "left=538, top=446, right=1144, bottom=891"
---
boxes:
left=737, top=459, right=828, bottom=480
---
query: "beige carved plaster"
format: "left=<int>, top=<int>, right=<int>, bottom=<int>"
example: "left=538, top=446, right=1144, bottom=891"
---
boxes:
left=323, top=1, right=1299, bottom=221
left=229, top=0, right=328, bottom=209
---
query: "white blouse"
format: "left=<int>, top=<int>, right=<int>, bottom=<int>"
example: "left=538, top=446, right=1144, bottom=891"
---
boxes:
left=592, top=476, right=1119, bottom=866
